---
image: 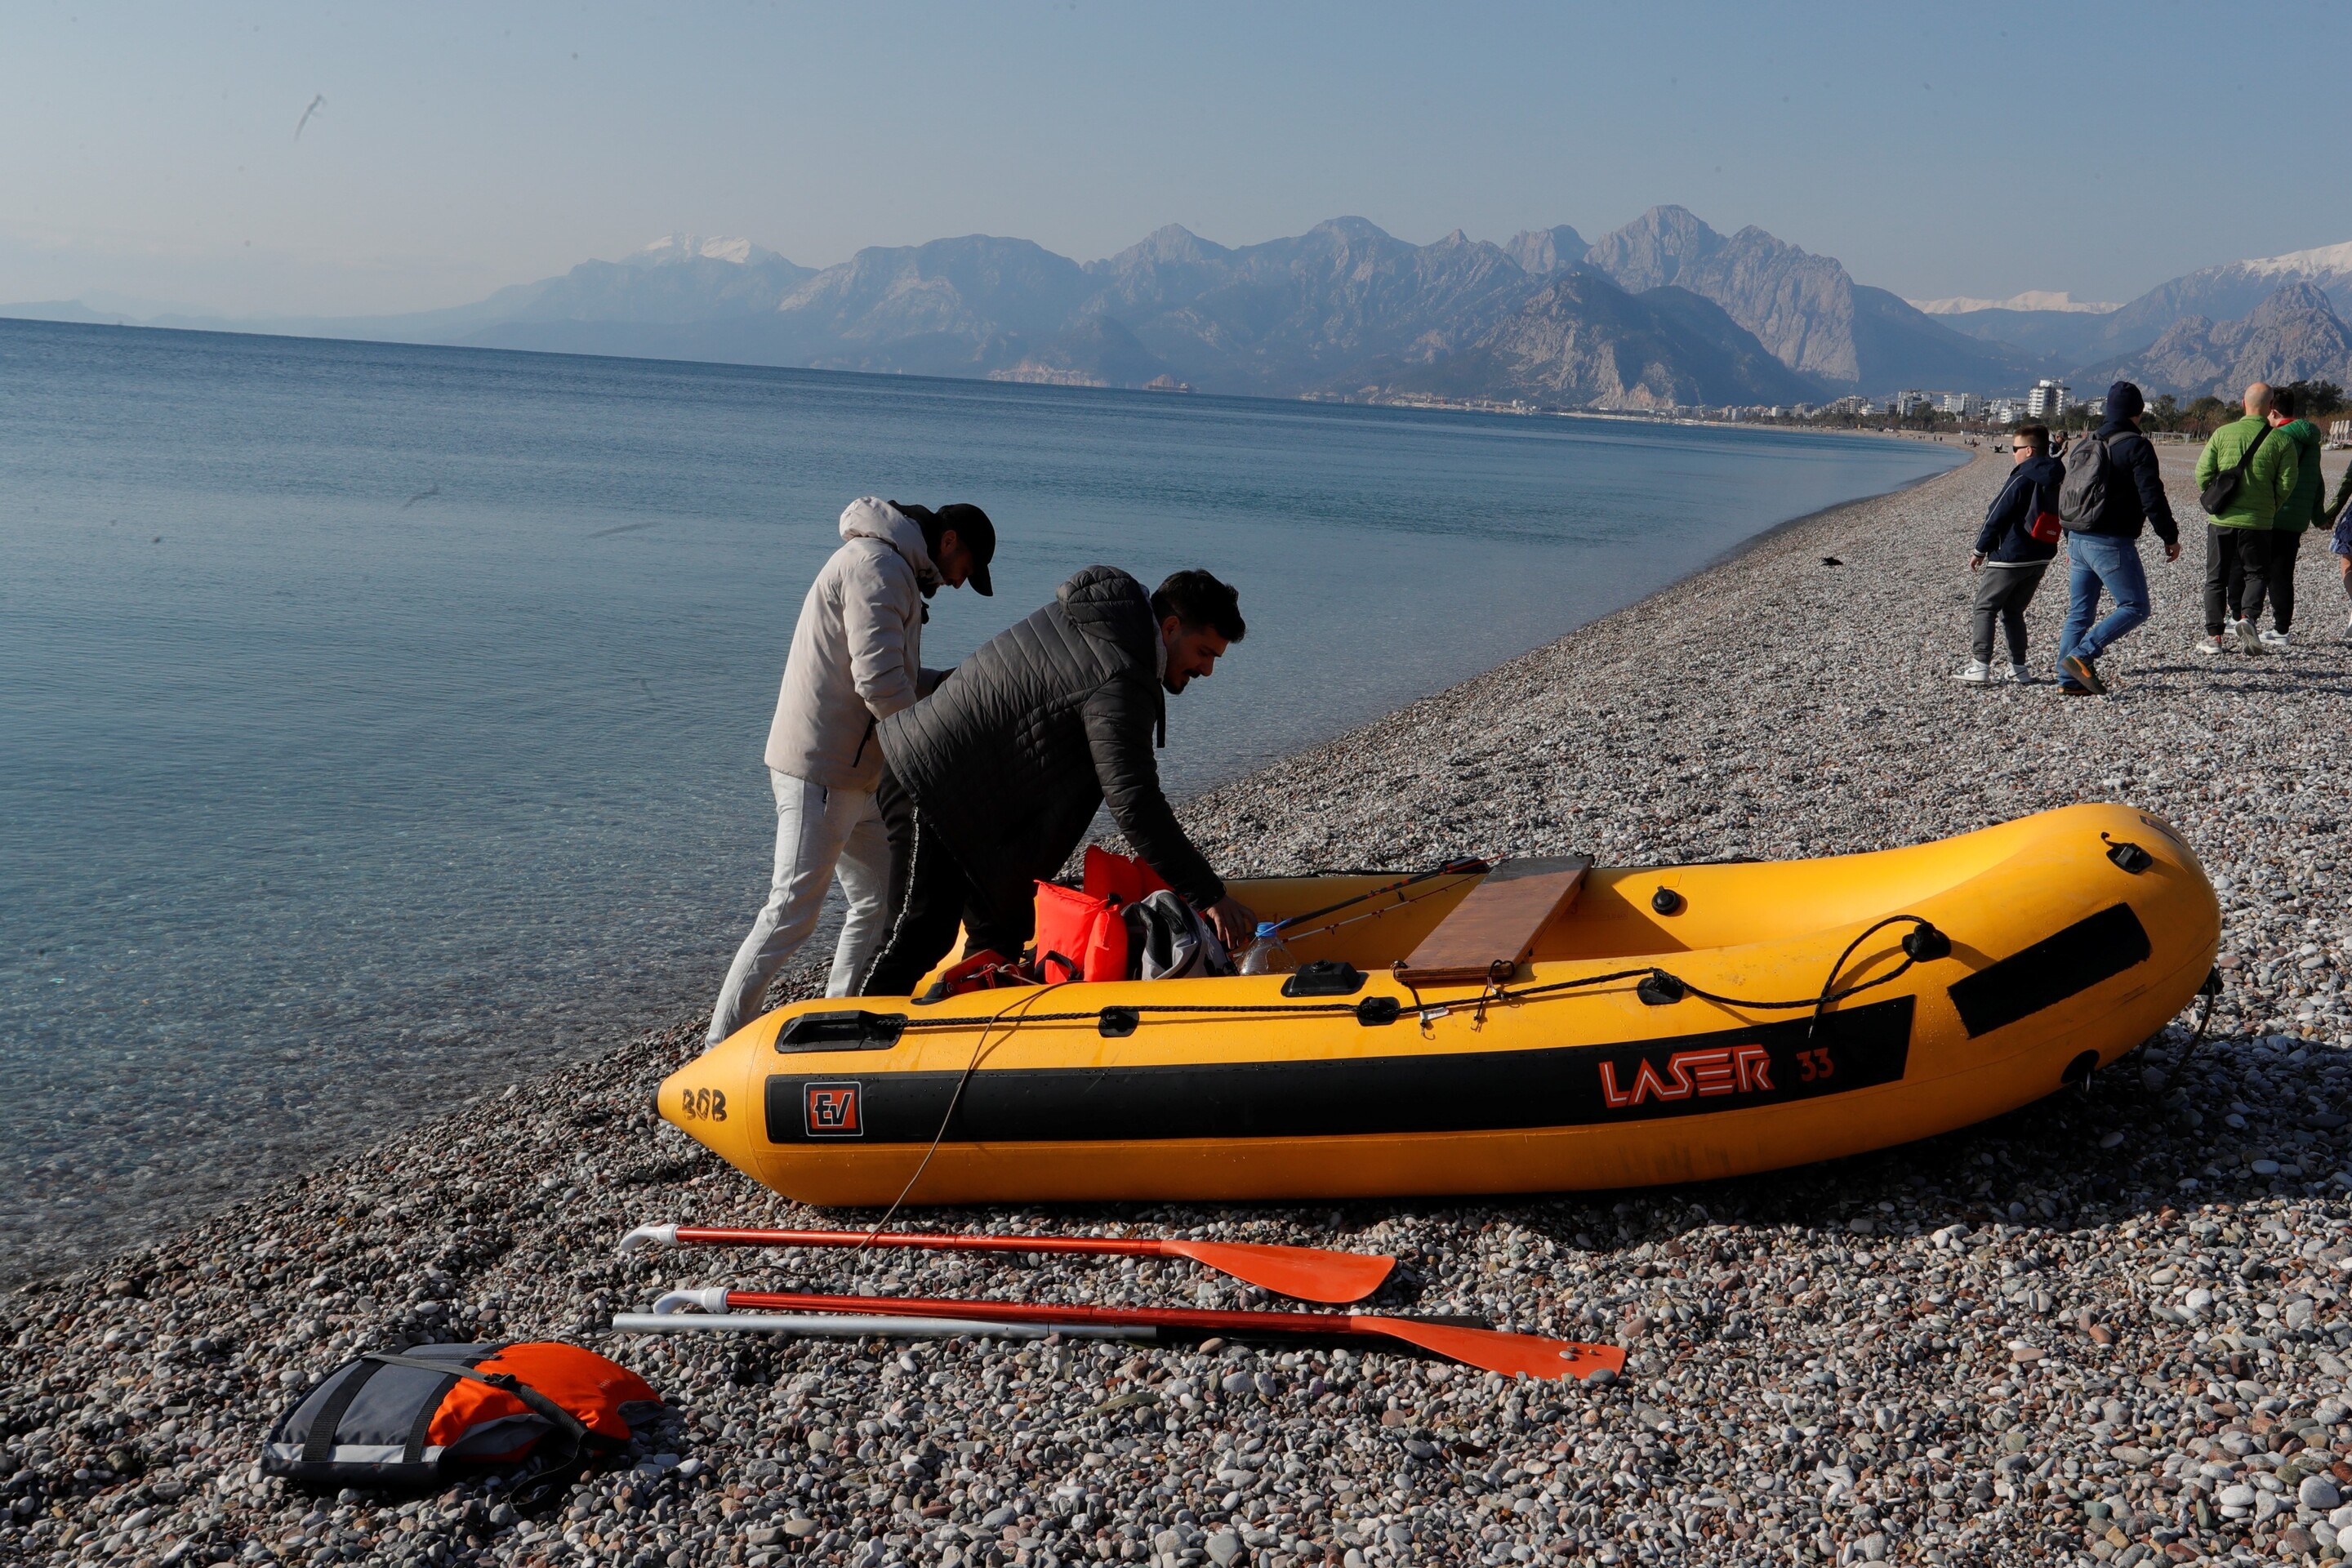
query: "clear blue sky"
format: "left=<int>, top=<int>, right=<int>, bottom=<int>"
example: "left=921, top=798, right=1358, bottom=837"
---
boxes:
left=4, top=1, right=2345, bottom=317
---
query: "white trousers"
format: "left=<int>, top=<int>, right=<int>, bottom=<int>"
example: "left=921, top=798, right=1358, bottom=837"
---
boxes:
left=706, top=770, right=889, bottom=1047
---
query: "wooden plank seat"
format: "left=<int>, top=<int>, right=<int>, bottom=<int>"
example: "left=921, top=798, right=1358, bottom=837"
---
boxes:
left=1395, top=857, right=1592, bottom=987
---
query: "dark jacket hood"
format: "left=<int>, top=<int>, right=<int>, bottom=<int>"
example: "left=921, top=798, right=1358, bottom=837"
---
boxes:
left=1058, top=564, right=1158, bottom=666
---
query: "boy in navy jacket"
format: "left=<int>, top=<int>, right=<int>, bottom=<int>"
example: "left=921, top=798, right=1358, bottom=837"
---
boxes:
left=1957, top=423, right=2064, bottom=684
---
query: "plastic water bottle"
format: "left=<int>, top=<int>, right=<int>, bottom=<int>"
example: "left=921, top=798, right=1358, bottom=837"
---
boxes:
left=1237, top=921, right=1295, bottom=976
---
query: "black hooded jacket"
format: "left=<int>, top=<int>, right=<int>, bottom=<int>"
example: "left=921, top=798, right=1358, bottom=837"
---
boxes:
left=2070, top=381, right=2179, bottom=546
left=875, top=565, right=1223, bottom=925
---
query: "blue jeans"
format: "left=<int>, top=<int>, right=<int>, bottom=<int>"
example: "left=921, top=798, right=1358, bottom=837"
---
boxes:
left=2057, top=532, right=2151, bottom=679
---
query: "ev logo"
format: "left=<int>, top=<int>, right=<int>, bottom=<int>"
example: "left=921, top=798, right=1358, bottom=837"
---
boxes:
left=803, top=1081, right=863, bottom=1138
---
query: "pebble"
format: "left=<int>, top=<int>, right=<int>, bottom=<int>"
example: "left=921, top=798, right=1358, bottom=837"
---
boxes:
left=5, top=447, right=2350, bottom=1568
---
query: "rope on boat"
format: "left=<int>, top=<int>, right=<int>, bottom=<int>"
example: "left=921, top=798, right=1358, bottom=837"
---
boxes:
left=869, top=914, right=1951, bottom=1036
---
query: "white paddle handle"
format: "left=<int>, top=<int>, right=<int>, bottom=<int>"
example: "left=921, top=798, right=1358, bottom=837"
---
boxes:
left=618, top=1223, right=680, bottom=1254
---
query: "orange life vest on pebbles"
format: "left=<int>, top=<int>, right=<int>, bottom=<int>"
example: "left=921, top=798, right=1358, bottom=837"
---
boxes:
left=264, top=1341, right=661, bottom=1499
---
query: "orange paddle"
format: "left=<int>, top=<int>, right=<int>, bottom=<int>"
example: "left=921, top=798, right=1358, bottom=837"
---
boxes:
left=709, top=1288, right=1625, bottom=1382
left=621, top=1223, right=1395, bottom=1305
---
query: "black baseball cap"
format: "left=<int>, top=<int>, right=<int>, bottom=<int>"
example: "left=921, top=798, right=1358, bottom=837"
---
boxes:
left=934, top=502, right=996, bottom=595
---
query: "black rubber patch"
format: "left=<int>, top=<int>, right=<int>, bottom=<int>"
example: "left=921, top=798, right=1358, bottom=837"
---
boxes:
left=776, top=1011, right=906, bottom=1052
left=1945, top=903, right=2152, bottom=1040
left=1281, top=961, right=1365, bottom=998
left=762, top=996, right=1913, bottom=1145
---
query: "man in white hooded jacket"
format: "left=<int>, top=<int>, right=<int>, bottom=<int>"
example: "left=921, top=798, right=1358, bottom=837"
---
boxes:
left=706, top=497, right=995, bottom=1045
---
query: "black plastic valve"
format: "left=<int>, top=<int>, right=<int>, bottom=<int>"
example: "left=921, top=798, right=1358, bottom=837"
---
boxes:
left=1900, top=924, right=1952, bottom=963
left=1637, top=970, right=1687, bottom=1006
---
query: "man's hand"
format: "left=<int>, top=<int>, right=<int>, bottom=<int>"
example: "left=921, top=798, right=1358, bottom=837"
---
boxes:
left=2164, top=539, right=2182, bottom=562
left=1205, top=894, right=1257, bottom=954
left=1968, top=551, right=1985, bottom=572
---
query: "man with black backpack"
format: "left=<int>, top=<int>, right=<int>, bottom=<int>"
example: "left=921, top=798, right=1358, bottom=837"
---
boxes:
left=2052, top=381, right=2181, bottom=696
left=2191, top=382, right=2300, bottom=656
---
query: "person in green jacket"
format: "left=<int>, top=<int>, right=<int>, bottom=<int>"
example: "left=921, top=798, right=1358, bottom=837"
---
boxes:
left=2242, top=386, right=2324, bottom=645
left=2192, top=382, right=2300, bottom=655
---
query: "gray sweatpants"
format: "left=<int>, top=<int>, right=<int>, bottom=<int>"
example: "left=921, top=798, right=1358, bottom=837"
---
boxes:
left=1971, top=562, right=2047, bottom=664
left=706, top=769, right=890, bottom=1047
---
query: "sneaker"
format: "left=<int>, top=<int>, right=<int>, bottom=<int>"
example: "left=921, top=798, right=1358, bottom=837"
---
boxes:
left=2234, top=617, right=2265, bottom=653
left=2059, top=682, right=2098, bottom=697
left=1952, top=659, right=1993, bottom=684
left=2008, top=662, right=2035, bottom=684
left=2259, top=628, right=2290, bottom=648
left=2060, top=653, right=2107, bottom=695
left=2194, top=635, right=2228, bottom=655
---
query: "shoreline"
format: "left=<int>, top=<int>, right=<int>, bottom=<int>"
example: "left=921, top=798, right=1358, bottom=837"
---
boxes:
left=8, top=450, right=2351, bottom=1568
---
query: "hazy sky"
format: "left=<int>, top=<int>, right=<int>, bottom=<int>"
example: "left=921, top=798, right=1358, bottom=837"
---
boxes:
left=6, top=2, right=2347, bottom=318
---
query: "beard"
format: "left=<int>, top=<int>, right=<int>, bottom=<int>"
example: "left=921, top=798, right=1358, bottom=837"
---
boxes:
left=1160, top=672, right=1188, bottom=694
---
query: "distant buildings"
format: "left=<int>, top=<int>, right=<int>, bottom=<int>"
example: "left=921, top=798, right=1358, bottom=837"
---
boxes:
left=1940, top=392, right=1985, bottom=417
left=2026, top=380, right=2072, bottom=419
left=1891, top=390, right=1930, bottom=416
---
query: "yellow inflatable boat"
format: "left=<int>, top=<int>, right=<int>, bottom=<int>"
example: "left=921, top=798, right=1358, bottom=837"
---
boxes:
left=661, top=804, right=2218, bottom=1205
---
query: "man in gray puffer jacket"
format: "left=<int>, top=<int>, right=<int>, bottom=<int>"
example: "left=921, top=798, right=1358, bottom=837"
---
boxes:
left=705, top=497, right=994, bottom=1045
left=858, top=566, right=1255, bottom=996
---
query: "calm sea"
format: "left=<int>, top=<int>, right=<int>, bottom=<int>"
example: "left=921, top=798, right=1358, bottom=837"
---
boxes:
left=0, top=319, right=1961, bottom=1276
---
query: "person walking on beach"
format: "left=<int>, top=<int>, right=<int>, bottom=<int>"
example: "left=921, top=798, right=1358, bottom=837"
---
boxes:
left=2240, top=386, right=2323, bottom=647
left=856, top=567, right=1256, bottom=998
left=2054, top=381, right=2180, bottom=696
left=2191, top=382, right=2298, bottom=657
left=1954, top=422, right=2061, bottom=685
left=2331, top=461, right=2352, bottom=635
left=704, top=497, right=996, bottom=1046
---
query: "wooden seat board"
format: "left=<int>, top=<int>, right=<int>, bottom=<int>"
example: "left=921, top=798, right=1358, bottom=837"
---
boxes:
left=1397, top=857, right=1592, bottom=986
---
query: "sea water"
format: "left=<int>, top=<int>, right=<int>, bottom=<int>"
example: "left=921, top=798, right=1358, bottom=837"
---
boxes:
left=0, top=318, right=1961, bottom=1276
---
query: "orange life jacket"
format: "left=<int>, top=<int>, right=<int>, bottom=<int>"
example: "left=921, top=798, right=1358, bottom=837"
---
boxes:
left=1032, top=880, right=1130, bottom=983
left=1081, top=844, right=1171, bottom=905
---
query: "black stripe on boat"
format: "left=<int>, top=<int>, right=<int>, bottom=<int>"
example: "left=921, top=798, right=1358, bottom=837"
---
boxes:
left=763, top=996, right=1913, bottom=1145
left=1945, top=903, right=2151, bottom=1040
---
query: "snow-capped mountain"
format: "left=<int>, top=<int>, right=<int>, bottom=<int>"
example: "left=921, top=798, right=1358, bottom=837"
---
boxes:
left=1908, top=292, right=2119, bottom=315
left=622, top=234, right=784, bottom=269
left=2088, top=239, right=2352, bottom=356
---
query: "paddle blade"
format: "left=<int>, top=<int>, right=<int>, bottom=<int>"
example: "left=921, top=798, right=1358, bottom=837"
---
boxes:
left=1166, top=1241, right=1394, bottom=1304
left=1354, top=1316, right=1625, bottom=1383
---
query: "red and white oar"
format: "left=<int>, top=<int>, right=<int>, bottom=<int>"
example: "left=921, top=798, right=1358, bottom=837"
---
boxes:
left=647, top=1287, right=1624, bottom=1383
left=618, top=1223, right=1394, bottom=1305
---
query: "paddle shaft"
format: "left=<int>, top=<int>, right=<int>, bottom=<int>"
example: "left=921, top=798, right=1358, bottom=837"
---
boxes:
left=645, top=1225, right=1394, bottom=1304
left=676, top=1227, right=1174, bottom=1260
left=727, top=1289, right=1383, bottom=1338
left=710, top=1291, right=1621, bottom=1379
left=615, top=1312, right=1143, bottom=1342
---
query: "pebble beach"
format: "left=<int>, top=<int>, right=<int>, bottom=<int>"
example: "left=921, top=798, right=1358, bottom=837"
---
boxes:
left=8, top=442, right=2352, bottom=1568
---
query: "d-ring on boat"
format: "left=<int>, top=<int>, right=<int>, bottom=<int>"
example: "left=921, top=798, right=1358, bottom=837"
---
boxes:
left=661, top=804, right=2219, bottom=1204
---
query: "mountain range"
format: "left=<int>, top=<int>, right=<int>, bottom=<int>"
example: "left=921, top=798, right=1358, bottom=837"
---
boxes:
left=1926, top=239, right=2352, bottom=372
left=2078, top=283, right=2352, bottom=400
left=11, top=216, right=2352, bottom=409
